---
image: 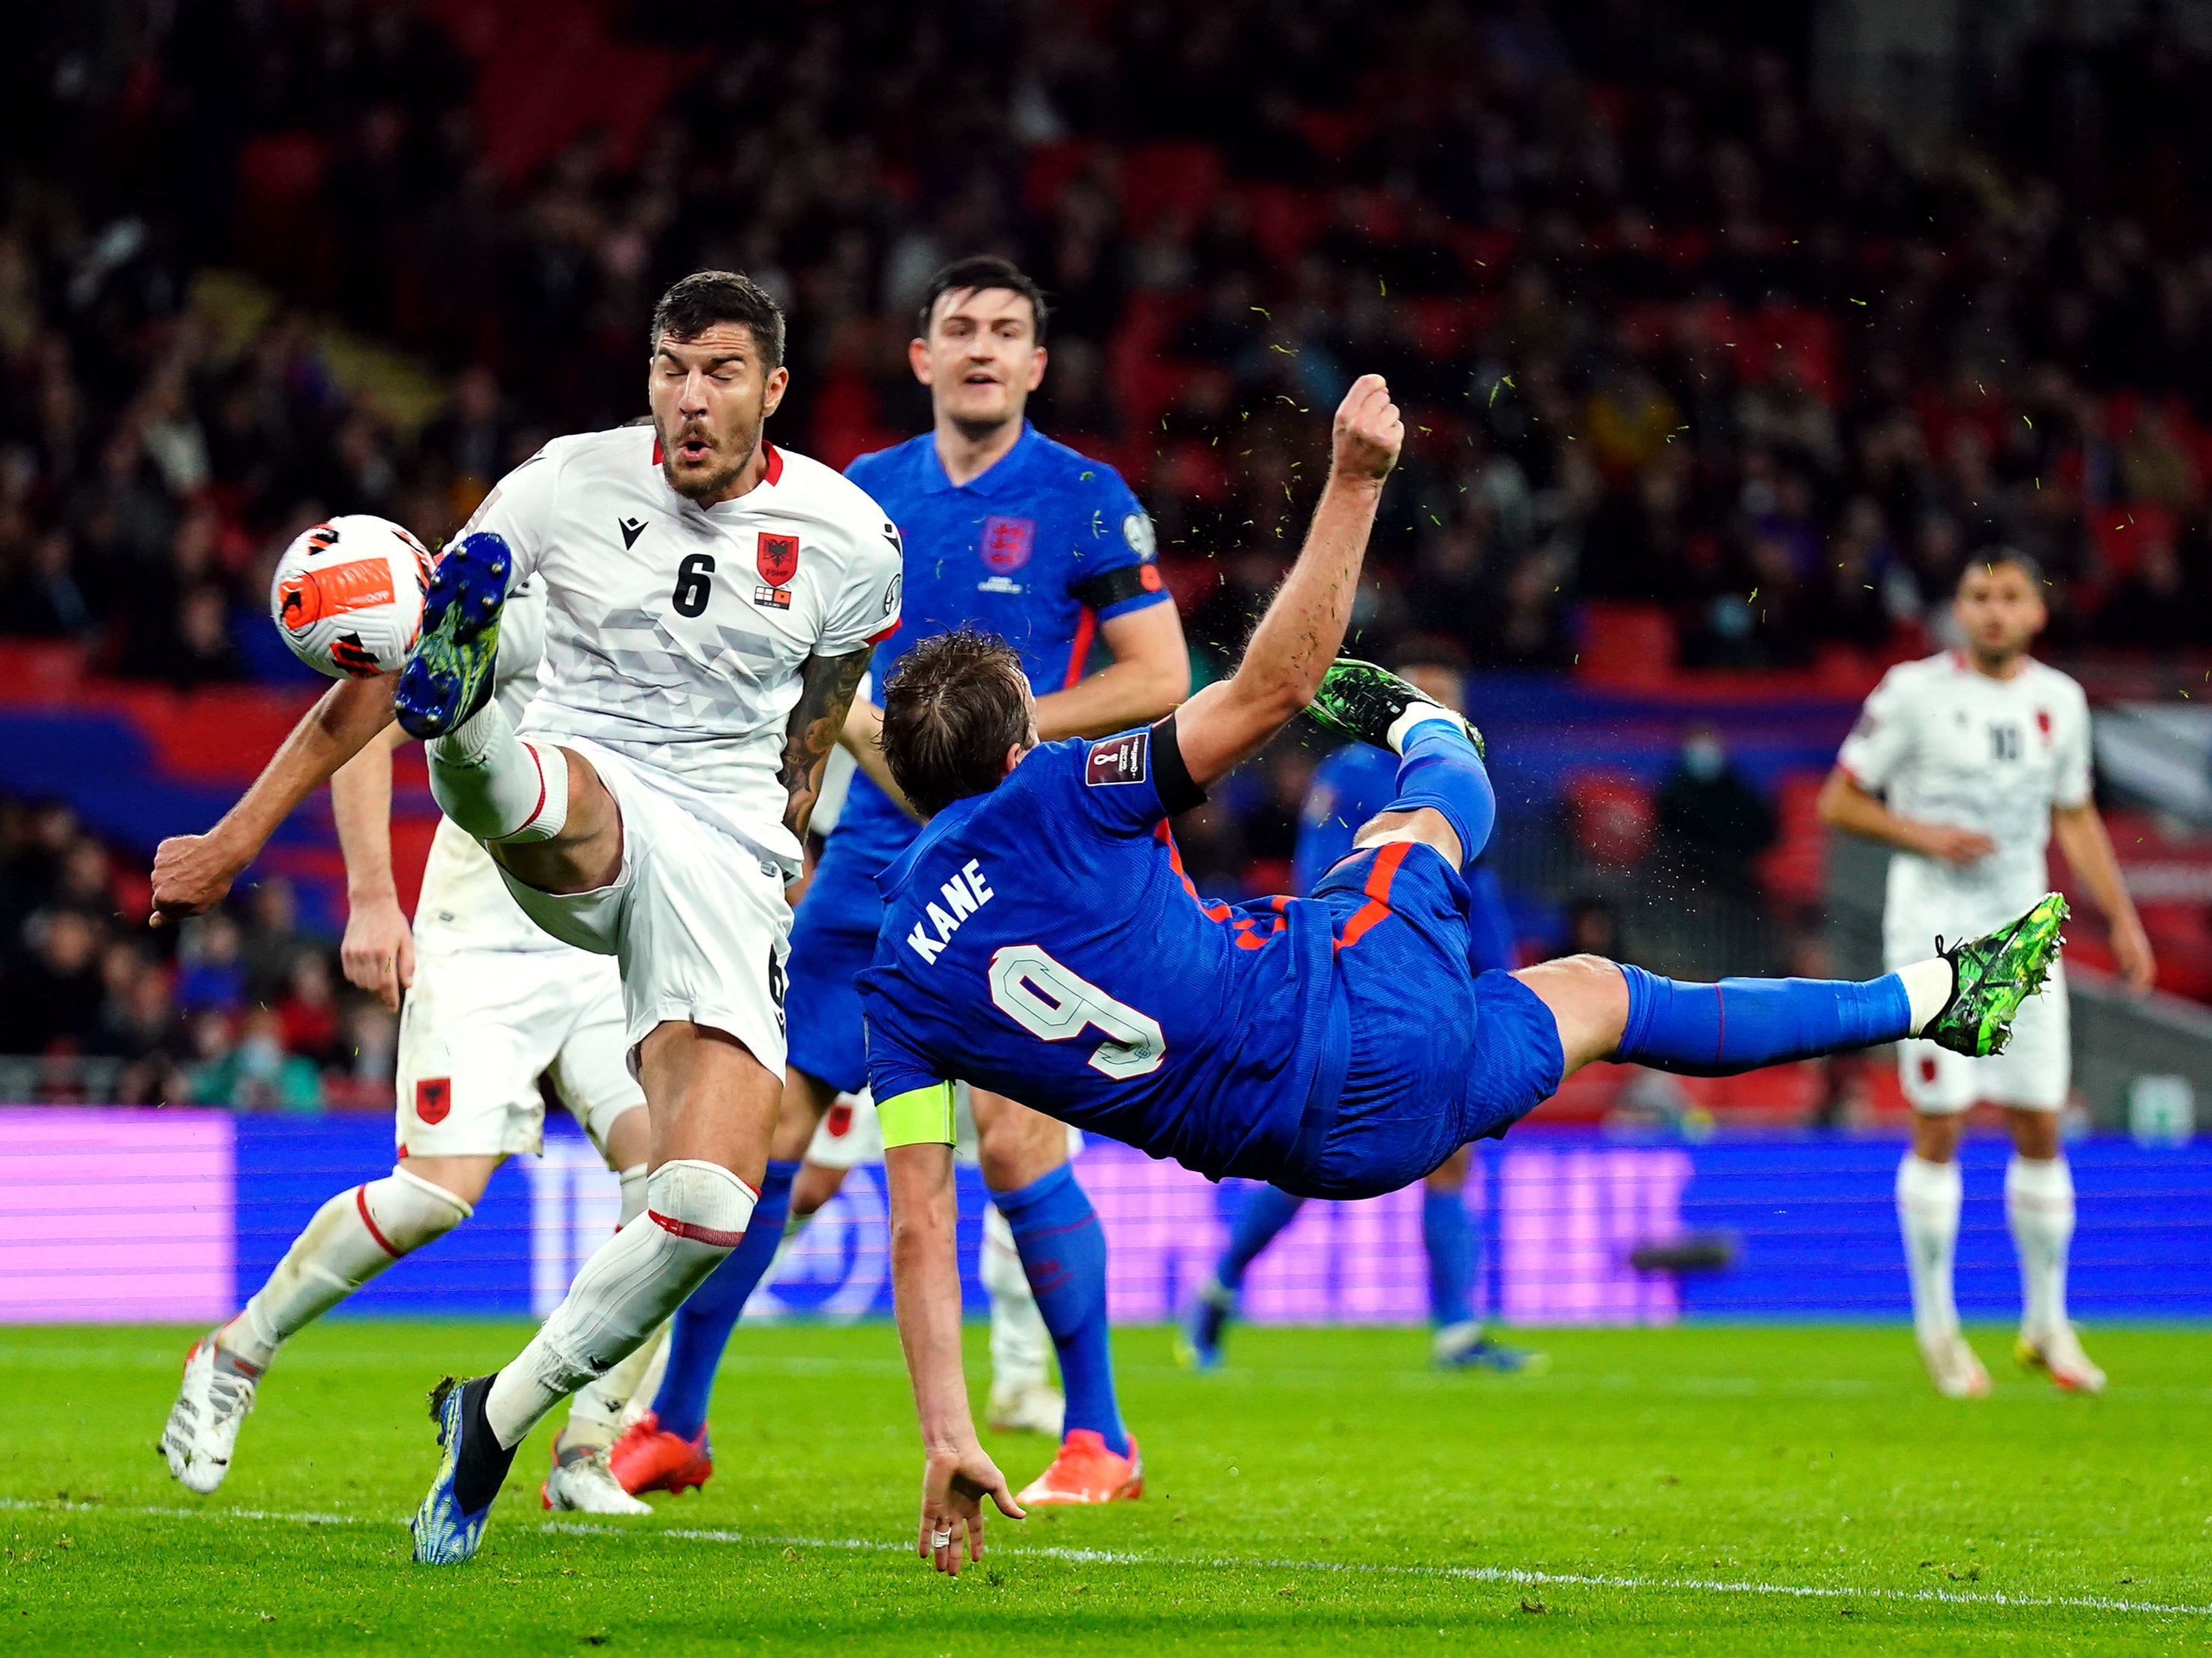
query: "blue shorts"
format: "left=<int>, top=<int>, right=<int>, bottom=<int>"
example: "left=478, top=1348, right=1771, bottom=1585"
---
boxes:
left=784, top=838, right=887, bottom=1095
left=1290, top=842, right=1563, bottom=1201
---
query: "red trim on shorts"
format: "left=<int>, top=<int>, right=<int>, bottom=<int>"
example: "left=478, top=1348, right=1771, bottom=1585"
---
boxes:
left=650, top=1210, right=748, bottom=1248
left=1335, top=841, right=1412, bottom=950
left=355, top=1185, right=402, bottom=1259
left=1063, top=609, right=1097, bottom=688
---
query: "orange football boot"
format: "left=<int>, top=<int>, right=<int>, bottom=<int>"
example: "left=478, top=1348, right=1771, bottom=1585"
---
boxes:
left=1015, top=1430, right=1143, bottom=1505
left=606, top=1411, right=713, bottom=1497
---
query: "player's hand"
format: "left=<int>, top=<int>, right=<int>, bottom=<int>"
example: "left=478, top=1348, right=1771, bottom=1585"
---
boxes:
left=1918, top=824, right=1997, bottom=866
left=917, top=1442, right=1023, bottom=1576
left=341, top=895, right=417, bottom=1010
left=1329, top=373, right=1403, bottom=485
left=2111, top=915, right=2157, bottom=995
left=149, top=832, right=244, bottom=926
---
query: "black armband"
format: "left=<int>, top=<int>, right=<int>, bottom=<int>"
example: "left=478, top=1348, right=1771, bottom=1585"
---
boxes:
left=1150, top=711, right=1206, bottom=816
left=1071, top=563, right=1164, bottom=613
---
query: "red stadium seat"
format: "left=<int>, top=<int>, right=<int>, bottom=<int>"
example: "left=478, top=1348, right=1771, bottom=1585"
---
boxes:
left=1564, top=770, right=1656, bottom=867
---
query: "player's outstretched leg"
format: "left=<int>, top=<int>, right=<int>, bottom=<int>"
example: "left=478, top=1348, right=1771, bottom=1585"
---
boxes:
left=1607, top=895, right=2068, bottom=1078
left=409, top=1159, right=755, bottom=1563
left=996, top=1160, right=1141, bottom=1505
left=609, top=1158, right=799, bottom=1498
left=162, top=1167, right=470, bottom=1493
left=1181, top=1184, right=1305, bottom=1371
left=984, top=1204, right=1065, bottom=1436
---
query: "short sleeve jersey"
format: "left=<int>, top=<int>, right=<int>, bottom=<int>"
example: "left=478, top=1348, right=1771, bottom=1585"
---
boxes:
left=831, top=424, right=1168, bottom=868
left=461, top=426, right=903, bottom=871
left=857, top=726, right=1337, bottom=1183
left=1835, top=650, right=2092, bottom=954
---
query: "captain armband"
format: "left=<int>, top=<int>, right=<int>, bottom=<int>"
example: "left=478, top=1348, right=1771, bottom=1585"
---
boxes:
left=1070, top=563, right=1165, bottom=612
left=878, top=1083, right=956, bottom=1149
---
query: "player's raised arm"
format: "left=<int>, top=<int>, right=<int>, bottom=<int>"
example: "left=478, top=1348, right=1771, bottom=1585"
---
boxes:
left=150, top=673, right=399, bottom=923
left=331, top=723, right=415, bottom=1010
left=1172, top=375, right=1402, bottom=787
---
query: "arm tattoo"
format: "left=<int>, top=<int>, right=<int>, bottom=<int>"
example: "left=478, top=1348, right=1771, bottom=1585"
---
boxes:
left=780, top=645, right=872, bottom=842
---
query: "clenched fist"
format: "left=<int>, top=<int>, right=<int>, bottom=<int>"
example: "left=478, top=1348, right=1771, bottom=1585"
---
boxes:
left=1330, top=373, right=1404, bottom=485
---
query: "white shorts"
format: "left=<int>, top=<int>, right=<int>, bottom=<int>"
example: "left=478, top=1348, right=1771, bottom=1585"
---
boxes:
left=1896, top=959, right=2069, bottom=1114
left=498, top=737, right=793, bottom=1074
left=396, top=945, right=642, bottom=1158
left=802, top=1086, right=1077, bottom=1170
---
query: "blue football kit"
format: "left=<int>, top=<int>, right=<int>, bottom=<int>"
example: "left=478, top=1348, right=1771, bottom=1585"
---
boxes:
left=859, top=718, right=1567, bottom=1202
left=786, top=422, right=1171, bottom=1095
left=1292, top=740, right=1517, bottom=971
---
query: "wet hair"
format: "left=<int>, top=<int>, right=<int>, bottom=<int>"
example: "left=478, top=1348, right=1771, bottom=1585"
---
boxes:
left=878, top=629, right=1034, bottom=817
left=1958, top=548, right=2045, bottom=590
left=916, top=255, right=1049, bottom=346
left=649, top=270, right=786, bottom=370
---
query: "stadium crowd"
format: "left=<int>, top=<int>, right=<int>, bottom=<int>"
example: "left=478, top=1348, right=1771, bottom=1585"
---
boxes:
left=5, top=0, right=2212, bottom=1092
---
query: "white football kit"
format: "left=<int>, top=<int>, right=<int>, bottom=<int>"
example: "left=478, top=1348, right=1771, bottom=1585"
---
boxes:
left=458, top=426, right=904, bottom=1071
left=395, top=580, right=641, bottom=1159
left=1836, top=650, right=2092, bottom=1113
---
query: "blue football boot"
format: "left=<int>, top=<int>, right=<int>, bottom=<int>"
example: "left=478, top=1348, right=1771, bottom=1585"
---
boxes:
left=394, top=531, right=511, bottom=739
left=410, top=1374, right=516, bottom=1565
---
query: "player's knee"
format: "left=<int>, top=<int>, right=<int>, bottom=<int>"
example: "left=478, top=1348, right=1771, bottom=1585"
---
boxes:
left=364, top=1165, right=476, bottom=1255
left=978, top=1103, right=1066, bottom=1194
left=644, top=1158, right=759, bottom=1256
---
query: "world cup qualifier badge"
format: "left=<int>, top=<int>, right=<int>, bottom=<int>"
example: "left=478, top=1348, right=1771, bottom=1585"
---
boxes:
left=1086, top=729, right=1150, bottom=786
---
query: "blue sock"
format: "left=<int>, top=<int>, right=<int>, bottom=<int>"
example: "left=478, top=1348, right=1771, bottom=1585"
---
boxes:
left=1387, top=720, right=1495, bottom=869
left=994, top=1164, right=1128, bottom=1458
left=650, top=1158, right=797, bottom=1442
left=1215, top=1183, right=1307, bottom=1292
left=1422, top=1188, right=1475, bottom=1330
left=1615, top=965, right=1914, bottom=1077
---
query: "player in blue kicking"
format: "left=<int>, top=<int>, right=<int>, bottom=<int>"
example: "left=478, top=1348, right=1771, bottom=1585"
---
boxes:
left=852, top=376, right=2069, bottom=1574
left=609, top=257, right=1188, bottom=1509
left=1183, top=654, right=1542, bottom=1376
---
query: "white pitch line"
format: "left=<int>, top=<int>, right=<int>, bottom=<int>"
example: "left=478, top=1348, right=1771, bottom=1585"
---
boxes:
left=9, top=1498, right=2207, bottom=1619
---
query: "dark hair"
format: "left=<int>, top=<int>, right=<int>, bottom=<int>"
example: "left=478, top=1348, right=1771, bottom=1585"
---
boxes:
left=1958, top=548, right=2045, bottom=590
left=879, top=629, right=1033, bottom=817
left=916, top=256, right=1048, bottom=345
left=650, top=270, right=786, bottom=370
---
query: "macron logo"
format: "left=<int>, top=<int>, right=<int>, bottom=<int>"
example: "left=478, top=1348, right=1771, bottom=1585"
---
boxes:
left=905, top=859, right=994, bottom=966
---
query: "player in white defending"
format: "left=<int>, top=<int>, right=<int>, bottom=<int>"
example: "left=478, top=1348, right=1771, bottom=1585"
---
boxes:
left=150, top=581, right=657, bottom=1515
left=391, top=270, right=901, bottom=1563
left=1820, top=554, right=2154, bottom=1397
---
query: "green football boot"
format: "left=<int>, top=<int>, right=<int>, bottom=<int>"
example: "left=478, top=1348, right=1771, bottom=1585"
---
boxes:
left=1307, top=658, right=1485, bottom=759
left=1924, top=892, right=2069, bottom=1059
left=394, top=530, right=510, bottom=739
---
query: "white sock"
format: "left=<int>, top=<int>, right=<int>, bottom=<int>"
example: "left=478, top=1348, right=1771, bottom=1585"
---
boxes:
left=982, top=1203, right=1053, bottom=1394
left=428, top=699, right=569, bottom=843
left=485, top=1159, right=755, bottom=1449
left=225, top=1167, right=471, bottom=1368
left=2006, top=1154, right=2075, bottom=1336
left=1386, top=700, right=1459, bottom=754
left=1897, top=958, right=1957, bottom=1034
left=558, top=1162, right=660, bottom=1448
left=1896, top=1152, right=1963, bottom=1344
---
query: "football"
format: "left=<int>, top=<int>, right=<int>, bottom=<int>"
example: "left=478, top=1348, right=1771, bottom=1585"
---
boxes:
left=269, top=515, right=434, bottom=679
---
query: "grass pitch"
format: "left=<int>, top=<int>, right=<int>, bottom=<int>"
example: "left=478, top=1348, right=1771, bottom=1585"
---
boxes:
left=3, top=1321, right=2207, bottom=1654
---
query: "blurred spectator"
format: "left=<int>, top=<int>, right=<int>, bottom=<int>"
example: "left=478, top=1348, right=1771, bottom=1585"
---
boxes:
left=1, top=908, right=105, bottom=1053
left=240, top=877, right=309, bottom=1003
left=1654, top=725, right=1777, bottom=889
left=276, top=951, right=343, bottom=1067
left=174, top=913, right=246, bottom=1014
left=191, top=1005, right=324, bottom=1114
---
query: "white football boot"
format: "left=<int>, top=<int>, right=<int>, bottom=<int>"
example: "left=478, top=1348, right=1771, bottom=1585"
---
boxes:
left=1918, top=1330, right=1992, bottom=1399
left=159, top=1330, right=261, bottom=1493
left=542, top=1443, right=651, bottom=1515
left=2017, top=1324, right=2106, bottom=1394
left=987, top=1379, right=1065, bottom=1437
